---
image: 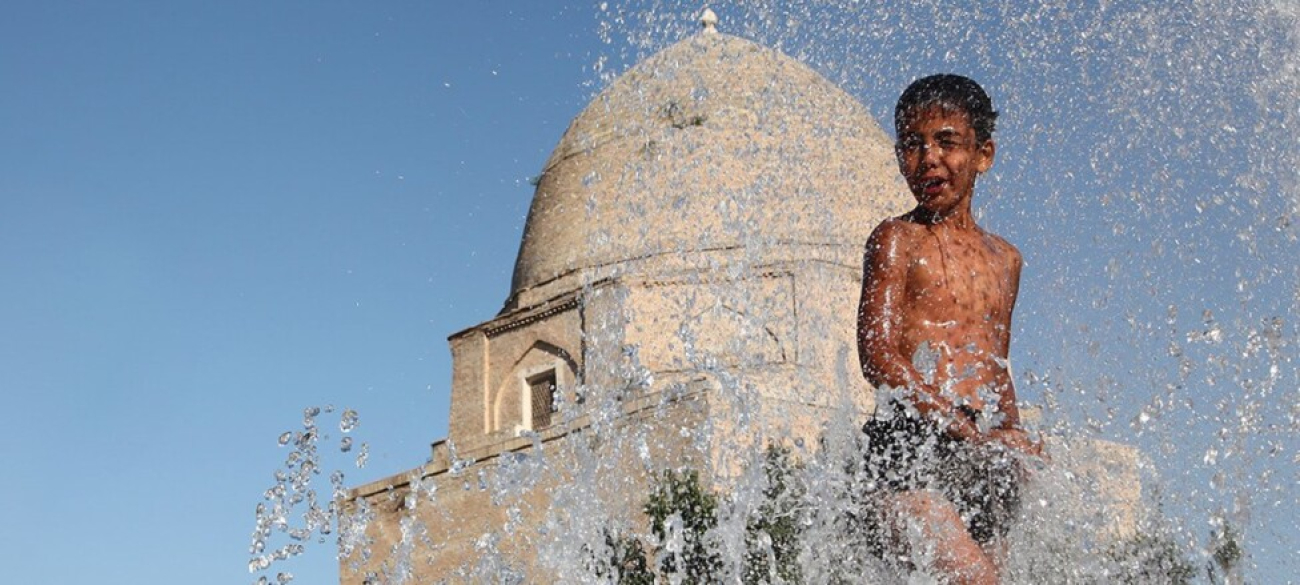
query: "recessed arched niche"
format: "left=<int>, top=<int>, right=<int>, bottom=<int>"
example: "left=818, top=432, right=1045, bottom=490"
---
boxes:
left=492, top=341, right=578, bottom=434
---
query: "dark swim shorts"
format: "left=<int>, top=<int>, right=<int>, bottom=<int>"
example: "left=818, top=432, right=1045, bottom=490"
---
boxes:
left=861, top=403, right=1023, bottom=544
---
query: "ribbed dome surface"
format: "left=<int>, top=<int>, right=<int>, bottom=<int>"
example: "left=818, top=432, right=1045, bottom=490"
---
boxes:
left=510, top=31, right=911, bottom=298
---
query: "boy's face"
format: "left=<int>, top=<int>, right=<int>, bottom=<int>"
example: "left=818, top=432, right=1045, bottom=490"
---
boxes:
left=895, top=105, right=995, bottom=217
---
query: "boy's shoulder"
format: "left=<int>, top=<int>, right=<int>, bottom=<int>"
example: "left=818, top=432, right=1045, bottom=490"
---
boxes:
left=976, top=226, right=1023, bottom=263
left=867, top=215, right=928, bottom=246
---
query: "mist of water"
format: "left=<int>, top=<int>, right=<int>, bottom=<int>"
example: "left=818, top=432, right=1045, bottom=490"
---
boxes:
left=252, top=2, right=1298, bottom=583
left=584, top=1, right=1298, bottom=581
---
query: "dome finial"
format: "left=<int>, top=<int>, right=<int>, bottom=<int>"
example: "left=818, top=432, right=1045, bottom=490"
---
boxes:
left=700, top=7, right=718, bottom=33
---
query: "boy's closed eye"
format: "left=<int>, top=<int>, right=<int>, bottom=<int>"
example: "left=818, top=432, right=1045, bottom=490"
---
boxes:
left=896, top=134, right=970, bottom=155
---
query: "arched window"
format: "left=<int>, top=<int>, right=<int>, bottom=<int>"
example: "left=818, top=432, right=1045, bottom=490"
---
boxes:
left=492, top=341, right=578, bottom=434
left=525, top=369, right=558, bottom=429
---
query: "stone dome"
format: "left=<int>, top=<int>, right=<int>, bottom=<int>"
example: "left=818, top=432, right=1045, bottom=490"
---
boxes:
left=508, top=30, right=911, bottom=305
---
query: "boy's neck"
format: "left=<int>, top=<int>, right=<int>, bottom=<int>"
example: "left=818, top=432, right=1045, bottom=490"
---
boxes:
left=909, top=204, right=976, bottom=229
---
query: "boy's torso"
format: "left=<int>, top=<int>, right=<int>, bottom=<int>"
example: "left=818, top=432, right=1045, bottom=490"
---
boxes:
left=892, top=219, right=1018, bottom=409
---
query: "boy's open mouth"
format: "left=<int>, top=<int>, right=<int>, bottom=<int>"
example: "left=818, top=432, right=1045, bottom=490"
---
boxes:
left=920, top=178, right=946, bottom=194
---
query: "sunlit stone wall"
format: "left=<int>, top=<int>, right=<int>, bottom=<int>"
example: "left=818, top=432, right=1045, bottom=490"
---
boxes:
left=341, top=23, right=1142, bottom=583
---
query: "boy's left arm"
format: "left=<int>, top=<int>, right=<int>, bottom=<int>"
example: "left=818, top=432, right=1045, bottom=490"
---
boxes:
left=991, top=248, right=1045, bottom=458
left=997, top=244, right=1024, bottom=431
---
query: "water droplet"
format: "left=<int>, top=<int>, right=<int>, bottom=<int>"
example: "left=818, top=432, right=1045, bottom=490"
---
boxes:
left=340, top=409, right=359, bottom=433
left=355, top=443, right=369, bottom=469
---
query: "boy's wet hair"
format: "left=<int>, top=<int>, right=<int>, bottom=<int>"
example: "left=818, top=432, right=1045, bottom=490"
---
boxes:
left=895, top=74, right=998, bottom=143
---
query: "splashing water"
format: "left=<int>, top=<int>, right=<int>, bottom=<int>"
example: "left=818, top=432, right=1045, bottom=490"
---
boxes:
left=255, top=2, right=1298, bottom=583
left=249, top=406, right=369, bottom=584
left=583, top=2, right=1300, bottom=581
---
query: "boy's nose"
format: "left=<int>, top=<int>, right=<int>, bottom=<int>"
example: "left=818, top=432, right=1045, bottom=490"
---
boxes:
left=921, top=142, right=942, bottom=163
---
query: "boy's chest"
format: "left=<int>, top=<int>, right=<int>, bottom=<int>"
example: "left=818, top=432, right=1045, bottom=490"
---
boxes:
left=904, top=239, right=1012, bottom=311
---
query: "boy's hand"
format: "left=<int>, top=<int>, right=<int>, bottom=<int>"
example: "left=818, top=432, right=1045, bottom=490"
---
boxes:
left=986, top=428, right=1048, bottom=461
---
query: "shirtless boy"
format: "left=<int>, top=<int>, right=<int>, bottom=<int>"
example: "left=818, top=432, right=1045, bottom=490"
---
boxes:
left=857, top=74, right=1044, bottom=585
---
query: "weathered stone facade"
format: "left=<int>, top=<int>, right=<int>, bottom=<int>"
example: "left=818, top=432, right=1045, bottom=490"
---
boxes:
left=341, top=22, right=1140, bottom=584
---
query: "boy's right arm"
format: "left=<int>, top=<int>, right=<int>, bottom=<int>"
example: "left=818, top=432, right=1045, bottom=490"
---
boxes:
left=857, top=221, right=982, bottom=441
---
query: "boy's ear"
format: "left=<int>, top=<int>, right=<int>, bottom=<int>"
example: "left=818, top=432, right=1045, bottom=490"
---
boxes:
left=976, top=139, right=996, bottom=173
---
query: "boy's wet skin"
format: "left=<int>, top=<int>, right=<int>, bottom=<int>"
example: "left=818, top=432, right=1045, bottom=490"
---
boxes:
left=859, top=105, right=1034, bottom=448
left=858, top=79, right=1045, bottom=585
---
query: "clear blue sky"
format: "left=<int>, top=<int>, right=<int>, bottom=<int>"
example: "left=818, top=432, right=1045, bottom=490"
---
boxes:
left=2, top=3, right=605, bottom=583
left=2, top=2, right=1296, bottom=584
